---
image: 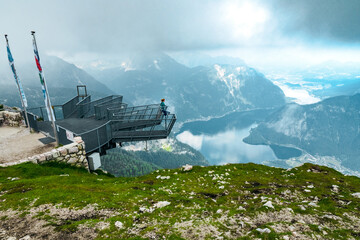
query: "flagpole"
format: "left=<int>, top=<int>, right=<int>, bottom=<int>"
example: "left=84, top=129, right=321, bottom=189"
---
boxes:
left=31, top=31, right=59, bottom=145
left=4, top=34, right=31, bottom=131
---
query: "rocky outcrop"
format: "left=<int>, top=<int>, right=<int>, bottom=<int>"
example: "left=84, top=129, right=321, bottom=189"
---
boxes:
left=0, top=110, right=23, bottom=127
left=0, top=137, right=88, bottom=170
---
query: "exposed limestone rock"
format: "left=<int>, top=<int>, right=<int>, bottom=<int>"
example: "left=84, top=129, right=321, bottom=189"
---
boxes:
left=115, top=221, right=124, bottom=229
left=256, top=228, right=271, bottom=234
left=96, top=221, right=110, bottom=230
left=263, top=201, right=274, bottom=209
left=153, top=201, right=171, bottom=208
left=182, top=164, right=193, bottom=171
left=351, top=193, right=360, bottom=198
left=1, top=111, right=23, bottom=127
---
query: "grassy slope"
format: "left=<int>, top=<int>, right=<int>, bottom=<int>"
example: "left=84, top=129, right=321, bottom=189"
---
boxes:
left=0, top=162, right=360, bottom=239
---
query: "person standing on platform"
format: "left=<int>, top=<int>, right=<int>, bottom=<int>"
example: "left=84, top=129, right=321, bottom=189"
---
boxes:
left=160, top=98, right=169, bottom=116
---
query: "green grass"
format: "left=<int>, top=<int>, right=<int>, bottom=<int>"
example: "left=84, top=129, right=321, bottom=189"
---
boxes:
left=0, top=162, right=360, bottom=239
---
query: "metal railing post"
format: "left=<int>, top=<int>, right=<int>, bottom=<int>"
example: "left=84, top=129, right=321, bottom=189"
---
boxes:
left=40, top=107, right=44, bottom=120
left=97, top=128, right=101, bottom=152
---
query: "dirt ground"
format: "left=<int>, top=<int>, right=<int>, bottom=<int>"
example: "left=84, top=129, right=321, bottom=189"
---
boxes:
left=0, top=204, right=116, bottom=240
left=0, top=126, right=56, bottom=164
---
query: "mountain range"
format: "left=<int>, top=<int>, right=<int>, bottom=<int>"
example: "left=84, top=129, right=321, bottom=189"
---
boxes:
left=1, top=53, right=286, bottom=123
left=91, top=52, right=286, bottom=122
left=0, top=56, right=113, bottom=107
left=244, top=93, right=360, bottom=175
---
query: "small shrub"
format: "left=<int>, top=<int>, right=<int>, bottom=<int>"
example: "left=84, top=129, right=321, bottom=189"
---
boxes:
left=0, top=104, right=3, bottom=111
left=37, top=117, right=44, bottom=121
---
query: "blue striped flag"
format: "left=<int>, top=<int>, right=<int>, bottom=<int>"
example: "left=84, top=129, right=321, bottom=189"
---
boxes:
left=6, top=42, right=28, bottom=107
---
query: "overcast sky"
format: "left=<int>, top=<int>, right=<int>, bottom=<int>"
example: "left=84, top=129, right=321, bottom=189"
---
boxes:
left=1, top=0, right=360, bottom=69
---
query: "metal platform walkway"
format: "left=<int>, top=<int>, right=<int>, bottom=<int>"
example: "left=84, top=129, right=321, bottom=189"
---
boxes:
left=26, top=88, right=176, bottom=154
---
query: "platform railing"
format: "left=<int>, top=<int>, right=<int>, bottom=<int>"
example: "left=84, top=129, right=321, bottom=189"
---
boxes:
left=25, top=112, right=39, bottom=132
left=110, top=114, right=176, bottom=142
left=111, top=113, right=176, bottom=132
left=57, top=121, right=112, bottom=153
left=111, top=104, right=162, bottom=120
left=77, top=95, right=114, bottom=118
left=62, top=96, right=80, bottom=119
left=94, top=96, right=124, bottom=120
left=76, top=95, right=92, bottom=118
left=27, top=106, right=48, bottom=121
left=106, top=104, right=128, bottom=120
left=28, top=96, right=82, bottom=121
left=95, top=95, right=123, bottom=108
left=149, top=114, right=176, bottom=132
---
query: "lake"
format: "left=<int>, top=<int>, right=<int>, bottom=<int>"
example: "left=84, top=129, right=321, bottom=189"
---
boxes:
left=177, top=124, right=277, bottom=165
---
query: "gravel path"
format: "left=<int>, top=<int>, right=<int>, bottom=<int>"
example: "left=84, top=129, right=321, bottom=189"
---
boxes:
left=0, top=126, right=55, bottom=163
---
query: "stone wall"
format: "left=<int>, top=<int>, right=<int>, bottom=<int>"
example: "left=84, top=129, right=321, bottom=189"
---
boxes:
left=0, top=110, right=23, bottom=127
left=0, top=137, right=89, bottom=170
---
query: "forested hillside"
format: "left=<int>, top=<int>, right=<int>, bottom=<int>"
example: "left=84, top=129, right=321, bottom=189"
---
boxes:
left=101, top=150, right=160, bottom=177
left=100, top=137, right=209, bottom=177
left=101, top=146, right=208, bottom=177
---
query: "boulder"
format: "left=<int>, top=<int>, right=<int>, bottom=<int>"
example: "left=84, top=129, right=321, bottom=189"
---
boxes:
left=153, top=201, right=171, bottom=208
left=256, top=228, right=271, bottom=234
left=263, top=201, right=274, bottom=209
left=182, top=164, right=193, bottom=171
left=115, top=221, right=124, bottom=229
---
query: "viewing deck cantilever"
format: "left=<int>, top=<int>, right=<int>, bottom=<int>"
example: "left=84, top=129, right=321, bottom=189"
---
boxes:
left=26, top=92, right=176, bottom=154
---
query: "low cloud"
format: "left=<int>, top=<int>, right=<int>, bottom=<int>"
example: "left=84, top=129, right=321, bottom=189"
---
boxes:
left=268, top=0, right=360, bottom=44
left=274, top=83, right=321, bottom=105
left=176, top=131, right=203, bottom=150
left=1, top=0, right=359, bottom=70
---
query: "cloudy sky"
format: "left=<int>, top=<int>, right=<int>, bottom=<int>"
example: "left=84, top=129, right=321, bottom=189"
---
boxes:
left=1, top=0, right=360, bottom=69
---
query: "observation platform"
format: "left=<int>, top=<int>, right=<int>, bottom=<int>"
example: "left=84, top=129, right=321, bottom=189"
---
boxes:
left=26, top=87, right=176, bottom=154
